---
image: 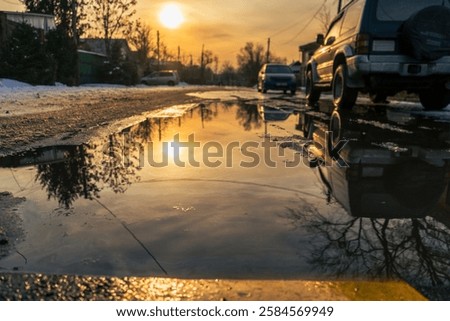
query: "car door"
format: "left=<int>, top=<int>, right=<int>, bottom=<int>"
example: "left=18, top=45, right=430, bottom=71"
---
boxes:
left=159, top=72, right=171, bottom=85
left=315, top=13, right=344, bottom=84
left=147, top=72, right=159, bottom=85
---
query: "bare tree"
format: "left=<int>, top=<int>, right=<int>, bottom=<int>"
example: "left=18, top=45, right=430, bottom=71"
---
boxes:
left=316, top=0, right=339, bottom=34
left=159, top=42, right=175, bottom=62
left=199, top=46, right=214, bottom=83
left=236, top=42, right=265, bottom=86
left=218, top=61, right=238, bottom=86
left=125, top=19, right=152, bottom=66
left=88, top=0, right=137, bottom=57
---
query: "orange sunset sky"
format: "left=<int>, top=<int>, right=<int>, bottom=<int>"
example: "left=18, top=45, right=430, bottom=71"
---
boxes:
left=0, top=0, right=334, bottom=66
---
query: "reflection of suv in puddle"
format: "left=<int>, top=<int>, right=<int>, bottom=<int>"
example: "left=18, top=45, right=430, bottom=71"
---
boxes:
left=299, top=106, right=450, bottom=218
left=305, top=0, right=450, bottom=110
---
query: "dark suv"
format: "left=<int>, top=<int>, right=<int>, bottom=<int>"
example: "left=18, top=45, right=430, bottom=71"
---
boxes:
left=305, top=0, right=450, bottom=110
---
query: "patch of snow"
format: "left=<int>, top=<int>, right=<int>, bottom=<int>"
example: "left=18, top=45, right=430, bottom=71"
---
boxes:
left=0, top=78, right=33, bottom=88
left=0, top=78, right=202, bottom=117
left=147, top=103, right=198, bottom=118
left=352, top=119, right=413, bottom=134
left=187, top=89, right=263, bottom=101
left=372, top=142, right=409, bottom=153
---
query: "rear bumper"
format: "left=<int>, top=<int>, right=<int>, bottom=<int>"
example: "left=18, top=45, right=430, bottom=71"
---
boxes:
left=347, top=55, right=450, bottom=89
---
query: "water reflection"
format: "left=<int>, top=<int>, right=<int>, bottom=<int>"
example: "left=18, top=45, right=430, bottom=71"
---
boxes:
left=0, top=100, right=449, bottom=298
left=235, top=104, right=262, bottom=131
left=34, top=145, right=99, bottom=209
left=0, top=103, right=271, bottom=208
left=259, top=105, right=293, bottom=122
left=284, top=204, right=450, bottom=288
left=290, top=105, right=450, bottom=296
left=299, top=106, right=450, bottom=218
left=30, top=135, right=142, bottom=209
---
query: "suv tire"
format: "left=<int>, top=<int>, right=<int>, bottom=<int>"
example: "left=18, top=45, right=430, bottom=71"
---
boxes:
left=401, top=6, right=450, bottom=61
left=332, top=64, right=358, bottom=109
left=305, top=69, right=321, bottom=105
left=327, top=110, right=342, bottom=160
left=419, top=88, right=450, bottom=110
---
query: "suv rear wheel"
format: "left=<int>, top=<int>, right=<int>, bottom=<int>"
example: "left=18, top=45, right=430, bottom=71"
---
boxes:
left=305, top=70, right=321, bottom=105
left=332, top=64, right=358, bottom=109
left=419, top=88, right=450, bottom=110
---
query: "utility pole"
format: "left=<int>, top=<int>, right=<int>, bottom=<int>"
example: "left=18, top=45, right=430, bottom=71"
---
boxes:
left=71, top=0, right=79, bottom=85
left=200, top=44, right=205, bottom=84
left=157, top=30, right=160, bottom=70
left=266, top=38, right=271, bottom=63
left=201, top=44, right=205, bottom=67
left=177, top=46, right=181, bottom=63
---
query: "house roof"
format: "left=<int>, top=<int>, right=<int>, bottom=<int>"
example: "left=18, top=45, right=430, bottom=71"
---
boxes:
left=0, top=11, right=55, bottom=19
left=79, top=38, right=131, bottom=56
left=0, top=11, right=56, bottom=31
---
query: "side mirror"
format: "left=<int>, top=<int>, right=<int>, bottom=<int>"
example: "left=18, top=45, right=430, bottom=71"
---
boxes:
left=316, top=34, right=324, bottom=45
left=326, top=36, right=336, bottom=46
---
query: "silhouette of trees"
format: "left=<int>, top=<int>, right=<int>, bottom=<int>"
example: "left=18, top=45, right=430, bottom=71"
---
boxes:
left=235, top=104, right=262, bottom=131
left=35, top=146, right=100, bottom=208
left=125, top=19, right=153, bottom=68
left=35, top=129, right=143, bottom=208
left=236, top=42, right=287, bottom=87
left=87, top=0, right=137, bottom=57
left=283, top=203, right=450, bottom=291
left=236, top=42, right=265, bottom=87
left=21, top=0, right=88, bottom=85
left=0, top=23, right=56, bottom=85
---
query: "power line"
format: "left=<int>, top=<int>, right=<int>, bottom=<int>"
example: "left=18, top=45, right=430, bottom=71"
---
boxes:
left=282, top=0, right=328, bottom=45
left=269, top=9, right=314, bottom=38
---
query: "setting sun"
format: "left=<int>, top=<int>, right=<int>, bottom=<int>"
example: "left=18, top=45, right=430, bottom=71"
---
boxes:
left=159, top=3, right=184, bottom=29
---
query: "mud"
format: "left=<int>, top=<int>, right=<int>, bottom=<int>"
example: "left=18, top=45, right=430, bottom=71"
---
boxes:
left=0, top=192, right=25, bottom=260
left=0, top=88, right=217, bottom=156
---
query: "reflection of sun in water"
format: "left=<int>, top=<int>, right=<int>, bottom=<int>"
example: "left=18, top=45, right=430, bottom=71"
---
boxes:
left=159, top=3, right=184, bottom=29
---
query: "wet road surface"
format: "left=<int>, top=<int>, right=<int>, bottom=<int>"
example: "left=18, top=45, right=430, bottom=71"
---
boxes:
left=0, top=95, right=449, bottom=300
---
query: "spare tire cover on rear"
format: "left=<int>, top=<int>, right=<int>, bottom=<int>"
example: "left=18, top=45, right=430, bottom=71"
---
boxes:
left=400, top=5, right=450, bottom=61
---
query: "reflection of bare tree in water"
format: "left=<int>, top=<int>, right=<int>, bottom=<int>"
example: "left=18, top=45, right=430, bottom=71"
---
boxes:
left=130, top=118, right=154, bottom=144
left=283, top=204, right=450, bottom=291
left=131, top=117, right=180, bottom=142
left=35, top=133, right=143, bottom=208
left=34, top=103, right=254, bottom=209
left=35, top=116, right=192, bottom=208
left=98, top=133, right=140, bottom=194
left=35, top=146, right=100, bottom=209
left=235, top=104, right=262, bottom=131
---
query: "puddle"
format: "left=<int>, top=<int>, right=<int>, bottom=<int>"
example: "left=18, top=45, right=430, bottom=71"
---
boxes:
left=0, top=101, right=449, bottom=299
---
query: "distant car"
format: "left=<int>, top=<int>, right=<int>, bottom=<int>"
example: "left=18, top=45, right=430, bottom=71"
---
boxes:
left=141, top=70, right=179, bottom=86
left=305, top=0, right=450, bottom=110
left=257, top=63, right=297, bottom=95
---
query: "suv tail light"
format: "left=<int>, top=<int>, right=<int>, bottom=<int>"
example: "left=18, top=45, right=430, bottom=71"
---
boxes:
left=355, top=34, right=370, bottom=54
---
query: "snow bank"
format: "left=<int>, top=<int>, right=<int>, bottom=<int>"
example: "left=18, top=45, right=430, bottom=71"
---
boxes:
left=0, top=79, right=33, bottom=88
left=0, top=78, right=200, bottom=117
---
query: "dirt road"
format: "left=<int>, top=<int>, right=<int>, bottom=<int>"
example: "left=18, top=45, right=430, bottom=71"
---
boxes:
left=0, top=87, right=216, bottom=156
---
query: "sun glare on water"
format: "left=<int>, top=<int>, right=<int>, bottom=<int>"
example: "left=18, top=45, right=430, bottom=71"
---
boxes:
left=159, top=3, right=184, bottom=29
